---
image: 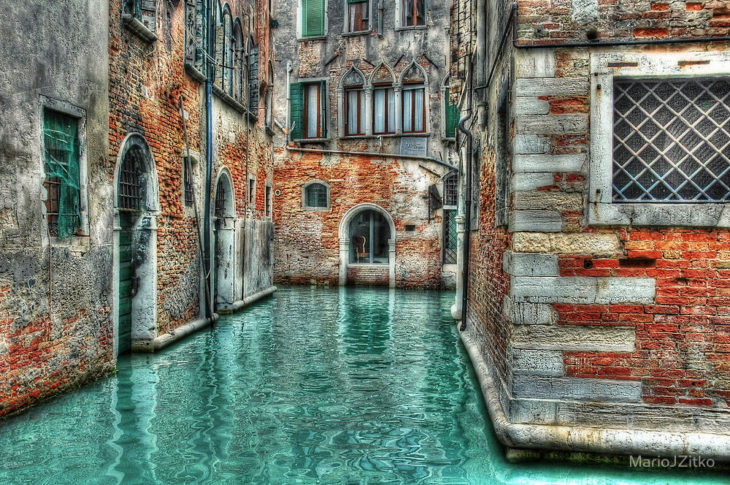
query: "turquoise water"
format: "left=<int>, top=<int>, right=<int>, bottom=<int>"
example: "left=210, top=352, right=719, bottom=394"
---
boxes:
left=0, top=287, right=725, bottom=484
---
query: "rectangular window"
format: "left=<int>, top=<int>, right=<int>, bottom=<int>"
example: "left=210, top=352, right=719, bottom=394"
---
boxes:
left=347, top=0, right=369, bottom=32
left=249, top=178, right=255, bottom=208
left=302, top=0, right=325, bottom=37
left=265, top=185, right=272, bottom=217
left=403, top=85, right=425, bottom=134
left=402, top=0, right=425, bottom=27
left=248, top=45, right=260, bottom=115
left=346, top=87, right=365, bottom=136
left=373, top=86, right=395, bottom=135
left=43, top=109, right=81, bottom=238
left=496, top=97, right=510, bottom=226
left=613, top=78, right=730, bottom=202
left=304, top=82, right=325, bottom=138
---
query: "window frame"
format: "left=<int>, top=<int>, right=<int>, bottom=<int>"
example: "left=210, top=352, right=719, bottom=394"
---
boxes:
left=302, top=180, right=331, bottom=211
left=302, top=81, right=327, bottom=140
left=589, top=51, right=730, bottom=228
left=398, top=0, right=427, bottom=29
left=372, top=83, right=396, bottom=135
left=345, top=85, right=365, bottom=136
left=299, top=0, right=327, bottom=39
left=344, top=0, right=371, bottom=34
left=402, top=83, right=426, bottom=134
left=40, top=97, right=89, bottom=241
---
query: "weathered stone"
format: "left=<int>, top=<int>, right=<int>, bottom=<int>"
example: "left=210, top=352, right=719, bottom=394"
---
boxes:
left=513, top=135, right=550, bottom=155
left=510, top=210, right=563, bottom=232
left=513, top=376, right=642, bottom=402
left=503, top=251, right=559, bottom=276
left=504, top=297, right=558, bottom=325
left=511, top=349, right=565, bottom=376
left=512, top=232, right=621, bottom=255
left=511, top=173, right=555, bottom=191
left=511, top=324, right=636, bottom=352
left=515, top=114, right=588, bottom=135
left=515, top=78, right=589, bottom=97
left=513, top=192, right=583, bottom=212
left=511, top=276, right=656, bottom=304
left=515, top=97, right=550, bottom=115
left=513, top=154, right=586, bottom=173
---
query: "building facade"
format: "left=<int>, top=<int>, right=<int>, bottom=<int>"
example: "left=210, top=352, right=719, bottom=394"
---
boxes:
left=451, top=0, right=730, bottom=459
left=0, top=0, right=275, bottom=417
left=271, top=0, right=460, bottom=288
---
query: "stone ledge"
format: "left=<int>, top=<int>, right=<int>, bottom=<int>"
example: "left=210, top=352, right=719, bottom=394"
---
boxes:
left=511, top=276, right=656, bottom=304
left=511, top=324, right=636, bottom=352
left=458, top=322, right=730, bottom=461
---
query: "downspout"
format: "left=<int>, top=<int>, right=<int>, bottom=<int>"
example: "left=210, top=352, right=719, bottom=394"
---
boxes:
left=457, top=62, right=473, bottom=332
left=203, top=0, right=214, bottom=319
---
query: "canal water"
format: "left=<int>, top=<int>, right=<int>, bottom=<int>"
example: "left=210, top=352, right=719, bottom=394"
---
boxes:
left=0, top=287, right=725, bottom=484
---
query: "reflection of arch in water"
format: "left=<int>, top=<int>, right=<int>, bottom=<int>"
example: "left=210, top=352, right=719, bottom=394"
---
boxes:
left=113, top=133, right=160, bottom=354
left=338, top=204, right=396, bottom=288
left=213, top=168, right=236, bottom=309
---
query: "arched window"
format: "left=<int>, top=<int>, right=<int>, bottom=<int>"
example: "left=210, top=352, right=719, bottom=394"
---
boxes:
left=343, top=68, right=366, bottom=136
left=349, top=210, right=391, bottom=264
left=247, top=35, right=260, bottom=115
left=213, top=1, right=224, bottom=89
left=401, top=63, right=427, bottom=134
left=118, top=145, right=146, bottom=211
left=303, top=182, right=329, bottom=209
left=222, top=4, right=233, bottom=94
left=371, top=64, right=395, bottom=135
left=233, top=19, right=244, bottom=102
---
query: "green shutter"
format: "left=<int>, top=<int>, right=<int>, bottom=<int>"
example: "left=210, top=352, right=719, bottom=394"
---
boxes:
left=302, top=0, right=325, bottom=37
left=43, top=109, right=80, bottom=239
left=445, top=88, right=459, bottom=139
left=319, top=81, right=327, bottom=139
left=290, top=82, right=304, bottom=140
left=347, top=0, right=366, bottom=3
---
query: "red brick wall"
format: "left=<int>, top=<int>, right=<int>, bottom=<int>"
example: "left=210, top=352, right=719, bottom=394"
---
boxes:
left=558, top=229, right=730, bottom=407
left=273, top=151, right=445, bottom=288
left=516, top=0, right=730, bottom=43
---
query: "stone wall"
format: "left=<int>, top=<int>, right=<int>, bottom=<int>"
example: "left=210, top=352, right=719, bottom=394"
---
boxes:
left=272, top=0, right=458, bottom=288
left=0, top=0, right=114, bottom=417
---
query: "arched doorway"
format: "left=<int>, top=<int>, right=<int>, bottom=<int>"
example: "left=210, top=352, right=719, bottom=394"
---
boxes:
left=339, top=204, right=396, bottom=288
left=114, top=134, right=159, bottom=355
left=214, top=170, right=236, bottom=309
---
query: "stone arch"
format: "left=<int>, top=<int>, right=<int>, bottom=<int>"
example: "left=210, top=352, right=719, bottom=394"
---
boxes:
left=399, top=60, right=428, bottom=86
left=213, top=168, right=236, bottom=309
left=113, top=133, right=159, bottom=355
left=338, top=203, right=396, bottom=288
left=369, top=63, right=396, bottom=87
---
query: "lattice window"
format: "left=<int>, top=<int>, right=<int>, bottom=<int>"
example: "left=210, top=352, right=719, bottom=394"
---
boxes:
left=613, top=78, right=730, bottom=202
left=118, top=146, right=145, bottom=211
left=443, top=210, right=457, bottom=264
left=444, top=172, right=458, bottom=207
left=183, top=157, right=195, bottom=207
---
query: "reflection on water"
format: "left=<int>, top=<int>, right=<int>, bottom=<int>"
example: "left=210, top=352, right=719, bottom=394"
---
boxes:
left=0, top=287, right=725, bottom=484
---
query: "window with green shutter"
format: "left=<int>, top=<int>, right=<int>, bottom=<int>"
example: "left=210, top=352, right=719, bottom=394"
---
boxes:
left=302, top=0, right=325, bottom=37
left=445, top=88, right=459, bottom=139
left=43, top=108, right=81, bottom=238
left=290, top=82, right=305, bottom=140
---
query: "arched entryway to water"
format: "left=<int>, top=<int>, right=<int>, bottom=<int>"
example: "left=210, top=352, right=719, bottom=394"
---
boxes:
left=114, top=134, right=159, bottom=356
left=213, top=169, right=236, bottom=309
left=339, top=204, right=396, bottom=288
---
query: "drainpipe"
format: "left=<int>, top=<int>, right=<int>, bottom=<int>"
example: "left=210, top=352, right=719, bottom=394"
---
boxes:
left=457, top=63, right=473, bottom=332
left=203, top=0, right=214, bottom=319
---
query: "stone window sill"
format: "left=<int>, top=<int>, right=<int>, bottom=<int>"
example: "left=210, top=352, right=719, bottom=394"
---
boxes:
left=396, top=26, right=428, bottom=32
left=348, top=263, right=389, bottom=267
left=587, top=201, right=730, bottom=228
left=212, top=85, right=246, bottom=114
left=184, top=62, right=206, bottom=83
left=303, top=206, right=331, bottom=212
left=342, top=30, right=372, bottom=37
left=293, top=137, right=330, bottom=144
left=298, top=35, right=327, bottom=42
left=122, top=14, right=158, bottom=43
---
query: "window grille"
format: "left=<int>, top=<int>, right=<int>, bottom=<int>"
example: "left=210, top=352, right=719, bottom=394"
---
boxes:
left=613, top=78, right=730, bottom=202
left=305, top=183, right=328, bottom=207
left=215, top=179, right=227, bottom=217
left=444, top=172, right=458, bottom=207
left=443, top=209, right=457, bottom=264
left=119, top=146, right=145, bottom=211
left=43, top=109, right=80, bottom=238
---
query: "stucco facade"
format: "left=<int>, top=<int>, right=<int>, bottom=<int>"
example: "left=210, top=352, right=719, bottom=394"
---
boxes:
left=451, top=0, right=730, bottom=460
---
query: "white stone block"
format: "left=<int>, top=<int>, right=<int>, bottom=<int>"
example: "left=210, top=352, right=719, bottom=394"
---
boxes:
left=511, top=276, right=655, bottom=304
left=515, top=78, right=589, bottom=97
left=512, top=324, right=636, bottom=352
left=503, top=298, right=558, bottom=325
left=515, top=97, right=550, bottom=115
left=514, top=135, right=549, bottom=155
left=512, top=376, right=642, bottom=403
left=513, top=154, right=586, bottom=173
left=504, top=251, right=560, bottom=276
left=511, top=172, right=555, bottom=191
left=510, top=211, right=563, bottom=233
left=516, top=114, right=588, bottom=135
left=511, top=349, right=565, bottom=377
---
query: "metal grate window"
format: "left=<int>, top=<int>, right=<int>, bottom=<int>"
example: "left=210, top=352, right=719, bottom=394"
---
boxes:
left=613, top=78, right=730, bottom=202
left=183, top=157, right=194, bottom=207
left=443, top=172, right=458, bottom=207
left=118, top=146, right=144, bottom=211
left=443, top=210, right=458, bottom=264
left=215, top=179, right=227, bottom=218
